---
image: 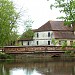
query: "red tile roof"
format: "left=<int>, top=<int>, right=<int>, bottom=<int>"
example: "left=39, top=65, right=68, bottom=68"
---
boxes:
left=50, top=21, right=73, bottom=31
left=53, top=31, right=75, bottom=39
left=18, top=38, right=33, bottom=41
left=34, top=21, right=52, bottom=32
left=34, top=21, right=73, bottom=32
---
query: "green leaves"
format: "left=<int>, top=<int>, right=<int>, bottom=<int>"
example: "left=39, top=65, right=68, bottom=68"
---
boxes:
left=50, top=0, right=75, bottom=26
left=0, top=0, right=19, bottom=46
left=51, top=38, right=58, bottom=46
left=61, top=41, right=67, bottom=48
left=20, top=29, right=34, bottom=39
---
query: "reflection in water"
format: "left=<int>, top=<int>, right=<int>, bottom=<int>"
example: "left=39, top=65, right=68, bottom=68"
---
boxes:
left=10, top=69, right=25, bottom=75
left=0, top=58, right=75, bottom=75
left=10, top=69, right=41, bottom=75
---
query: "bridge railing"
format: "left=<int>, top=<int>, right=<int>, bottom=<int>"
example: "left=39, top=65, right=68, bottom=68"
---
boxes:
left=4, top=46, right=75, bottom=54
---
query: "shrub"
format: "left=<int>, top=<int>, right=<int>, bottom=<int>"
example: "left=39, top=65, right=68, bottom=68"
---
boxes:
left=0, top=52, right=14, bottom=59
left=62, top=41, right=67, bottom=49
left=64, top=50, right=74, bottom=57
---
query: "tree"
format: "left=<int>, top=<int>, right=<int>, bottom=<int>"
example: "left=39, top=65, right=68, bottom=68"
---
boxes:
left=20, top=17, right=34, bottom=39
left=50, top=0, right=75, bottom=26
left=24, top=17, right=34, bottom=31
left=0, top=0, right=19, bottom=46
left=8, top=31, right=19, bottom=45
left=20, top=29, right=34, bottom=39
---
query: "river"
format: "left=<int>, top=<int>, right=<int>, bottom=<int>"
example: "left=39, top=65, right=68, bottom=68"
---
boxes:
left=0, top=57, right=75, bottom=75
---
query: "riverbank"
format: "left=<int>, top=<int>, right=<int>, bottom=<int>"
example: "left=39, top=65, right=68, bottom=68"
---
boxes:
left=0, top=56, right=75, bottom=63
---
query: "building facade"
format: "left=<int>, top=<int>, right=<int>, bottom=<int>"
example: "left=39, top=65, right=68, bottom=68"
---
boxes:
left=18, top=21, right=75, bottom=46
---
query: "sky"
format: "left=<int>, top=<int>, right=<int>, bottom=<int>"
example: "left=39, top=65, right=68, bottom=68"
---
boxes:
left=12, top=0, right=64, bottom=34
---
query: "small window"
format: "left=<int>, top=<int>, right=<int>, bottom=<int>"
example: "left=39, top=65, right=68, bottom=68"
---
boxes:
left=59, top=40, right=67, bottom=45
left=28, top=41, right=29, bottom=45
left=48, top=32, right=50, bottom=37
left=48, top=41, right=50, bottom=45
left=37, top=33, right=39, bottom=38
left=59, top=41, right=61, bottom=45
left=51, top=33, right=53, bottom=38
left=37, top=41, right=38, bottom=45
left=21, top=41, right=23, bottom=45
left=64, top=41, right=67, bottom=43
left=70, top=41, right=73, bottom=46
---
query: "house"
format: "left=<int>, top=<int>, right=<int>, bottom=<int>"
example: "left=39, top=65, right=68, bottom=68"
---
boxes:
left=18, top=21, right=75, bottom=46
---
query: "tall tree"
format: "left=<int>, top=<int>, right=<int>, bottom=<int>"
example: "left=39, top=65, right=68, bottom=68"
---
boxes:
left=50, top=0, right=75, bottom=26
left=20, top=17, right=34, bottom=39
left=24, top=17, right=34, bottom=31
left=0, top=0, right=19, bottom=46
left=8, top=31, right=19, bottom=45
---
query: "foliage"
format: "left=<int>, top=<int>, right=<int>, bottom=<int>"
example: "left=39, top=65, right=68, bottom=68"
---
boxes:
left=20, top=17, right=34, bottom=39
left=72, top=42, right=75, bottom=48
left=24, top=18, right=34, bottom=31
left=51, top=38, right=58, bottom=46
left=0, top=0, right=20, bottom=46
left=62, top=41, right=67, bottom=48
left=50, top=0, right=75, bottom=26
left=0, top=52, right=14, bottom=59
left=64, top=50, right=74, bottom=57
left=8, top=31, right=19, bottom=45
left=20, top=29, right=34, bottom=39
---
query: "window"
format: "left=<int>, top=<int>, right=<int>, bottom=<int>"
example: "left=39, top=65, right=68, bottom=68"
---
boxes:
left=37, top=33, right=39, bottom=38
left=48, top=41, right=50, bottom=45
left=28, top=41, right=29, bottom=45
left=48, top=32, right=50, bottom=37
left=37, top=41, right=38, bottom=45
left=21, top=41, right=23, bottom=45
left=59, top=40, right=67, bottom=45
left=51, top=33, right=53, bottom=38
left=70, top=41, right=73, bottom=46
left=59, top=41, right=61, bottom=45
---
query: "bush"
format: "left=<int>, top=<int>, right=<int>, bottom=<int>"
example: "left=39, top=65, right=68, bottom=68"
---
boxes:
left=64, top=50, right=75, bottom=57
left=0, top=52, right=14, bottom=59
left=72, top=42, right=75, bottom=48
left=62, top=41, right=67, bottom=49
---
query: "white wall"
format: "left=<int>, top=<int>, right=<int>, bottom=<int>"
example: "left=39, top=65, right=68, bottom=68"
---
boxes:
left=23, top=41, right=33, bottom=46
left=22, top=31, right=54, bottom=46
left=20, top=31, right=75, bottom=46
left=33, top=31, right=53, bottom=39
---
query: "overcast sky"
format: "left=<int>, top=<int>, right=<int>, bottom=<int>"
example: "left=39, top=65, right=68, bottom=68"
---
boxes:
left=12, top=0, right=64, bottom=34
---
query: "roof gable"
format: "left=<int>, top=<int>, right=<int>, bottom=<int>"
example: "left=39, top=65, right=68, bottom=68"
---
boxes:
left=34, top=21, right=52, bottom=32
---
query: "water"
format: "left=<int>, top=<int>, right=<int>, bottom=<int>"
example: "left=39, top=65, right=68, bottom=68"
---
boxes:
left=0, top=58, right=75, bottom=75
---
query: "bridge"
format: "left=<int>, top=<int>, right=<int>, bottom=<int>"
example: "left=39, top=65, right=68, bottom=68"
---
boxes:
left=3, top=46, right=75, bottom=57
